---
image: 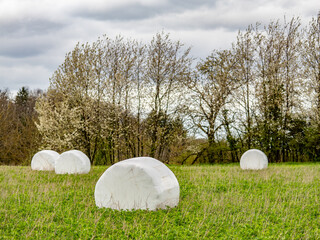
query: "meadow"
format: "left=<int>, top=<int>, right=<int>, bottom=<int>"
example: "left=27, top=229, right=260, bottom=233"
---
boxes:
left=1, top=163, right=320, bottom=239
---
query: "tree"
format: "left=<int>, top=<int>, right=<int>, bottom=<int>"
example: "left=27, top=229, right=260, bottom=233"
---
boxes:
left=251, top=17, right=303, bottom=162
left=185, top=49, right=239, bottom=163
left=36, top=42, right=102, bottom=162
left=303, top=13, right=320, bottom=124
left=0, top=88, right=41, bottom=165
left=0, top=90, right=18, bottom=164
left=36, top=33, right=191, bottom=164
left=280, top=17, right=302, bottom=162
left=301, top=13, right=320, bottom=160
left=144, top=32, right=192, bottom=160
left=233, top=25, right=257, bottom=150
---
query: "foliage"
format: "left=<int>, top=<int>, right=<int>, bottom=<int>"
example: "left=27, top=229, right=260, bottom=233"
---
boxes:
left=1, top=164, right=320, bottom=239
left=35, top=32, right=191, bottom=164
left=0, top=88, right=41, bottom=165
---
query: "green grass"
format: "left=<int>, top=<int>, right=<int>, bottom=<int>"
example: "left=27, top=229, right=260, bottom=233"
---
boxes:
left=1, top=163, right=320, bottom=239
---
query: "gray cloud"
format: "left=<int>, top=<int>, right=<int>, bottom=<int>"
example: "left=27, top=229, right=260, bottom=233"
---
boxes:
left=0, top=34, right=64, bottom=59
left=0, top=18, right=65, bottom=38
left=0, top=62, right=52, bottom=91
left=0, top=44, right=44, bottom=58
left=0, top=17, right=67, bottom=59
left=83, top=3, right=160, bottom=21
left=71, top=0, right=311, bottom=33
left=73, top=0, right=218, bottom=21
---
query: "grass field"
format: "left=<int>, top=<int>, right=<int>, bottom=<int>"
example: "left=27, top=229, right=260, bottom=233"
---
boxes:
left=1, top=163, right=320, bottom=239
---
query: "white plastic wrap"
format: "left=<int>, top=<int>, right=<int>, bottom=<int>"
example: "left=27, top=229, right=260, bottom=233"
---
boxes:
left=31, top=150, right=59, bottom=171
left=95, top=157, right=180, bottom=211
left=240, top=149, right=268, bottom=170
left=55, top=150, right=91, bottom=174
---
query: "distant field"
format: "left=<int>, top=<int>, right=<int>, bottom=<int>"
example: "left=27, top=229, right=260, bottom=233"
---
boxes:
left=1, top=163, right=320, bottom=239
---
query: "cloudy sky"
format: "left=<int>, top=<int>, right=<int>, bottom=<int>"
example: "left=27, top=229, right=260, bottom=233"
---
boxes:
left=0, top=0, right=318, bottom=94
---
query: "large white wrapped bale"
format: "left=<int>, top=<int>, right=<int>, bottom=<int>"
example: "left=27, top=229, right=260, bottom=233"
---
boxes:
left=95, top=157, right=180, bottom=211
left=31, top=150, right=59, bottom=171
left=240, top=149, right=268, bottom=170
left=55, top=150, right=91, bottom=174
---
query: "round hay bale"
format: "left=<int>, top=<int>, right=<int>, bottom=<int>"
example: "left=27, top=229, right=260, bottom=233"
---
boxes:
left=240, top=149, right=268, bottom=170
left=55, top=150, right=91, bottom=174
left=31, top=150, right=59, bottom=171
left=95, top=157, right=180, bottom=210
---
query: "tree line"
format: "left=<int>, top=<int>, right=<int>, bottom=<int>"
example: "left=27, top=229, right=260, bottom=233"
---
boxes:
left=1, top=15, right=320, bottom=165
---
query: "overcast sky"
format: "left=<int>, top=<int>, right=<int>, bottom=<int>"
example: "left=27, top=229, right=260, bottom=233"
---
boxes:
left=0, top=0, right=319, bottom=94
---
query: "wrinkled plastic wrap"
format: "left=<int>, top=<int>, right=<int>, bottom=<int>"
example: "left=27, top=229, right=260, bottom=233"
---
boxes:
left=95, top=157, right=180, bottom=211
left=55, top=150, right=91, bottom=174
left=31, top=150, right=59, bottom=171
left=240, top=149, right=268, bottom=170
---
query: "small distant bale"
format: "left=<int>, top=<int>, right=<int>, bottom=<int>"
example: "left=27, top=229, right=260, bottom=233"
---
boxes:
left=95, top=157, right=180, bottom=211
left=55, top=150, right=91, bottom=174
left=240, top=149, right=268, bottom=170
left=31, top=150, right=59, bottom=171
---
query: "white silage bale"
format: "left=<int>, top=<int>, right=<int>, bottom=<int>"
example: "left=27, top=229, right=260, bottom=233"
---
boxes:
left=95, top=157, right=180, bottom=211
left=240, top=149, right=268, bottom=170
left=31, top=150, right=59, bottom=171
left=55, top=150, right=91, bottom=174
